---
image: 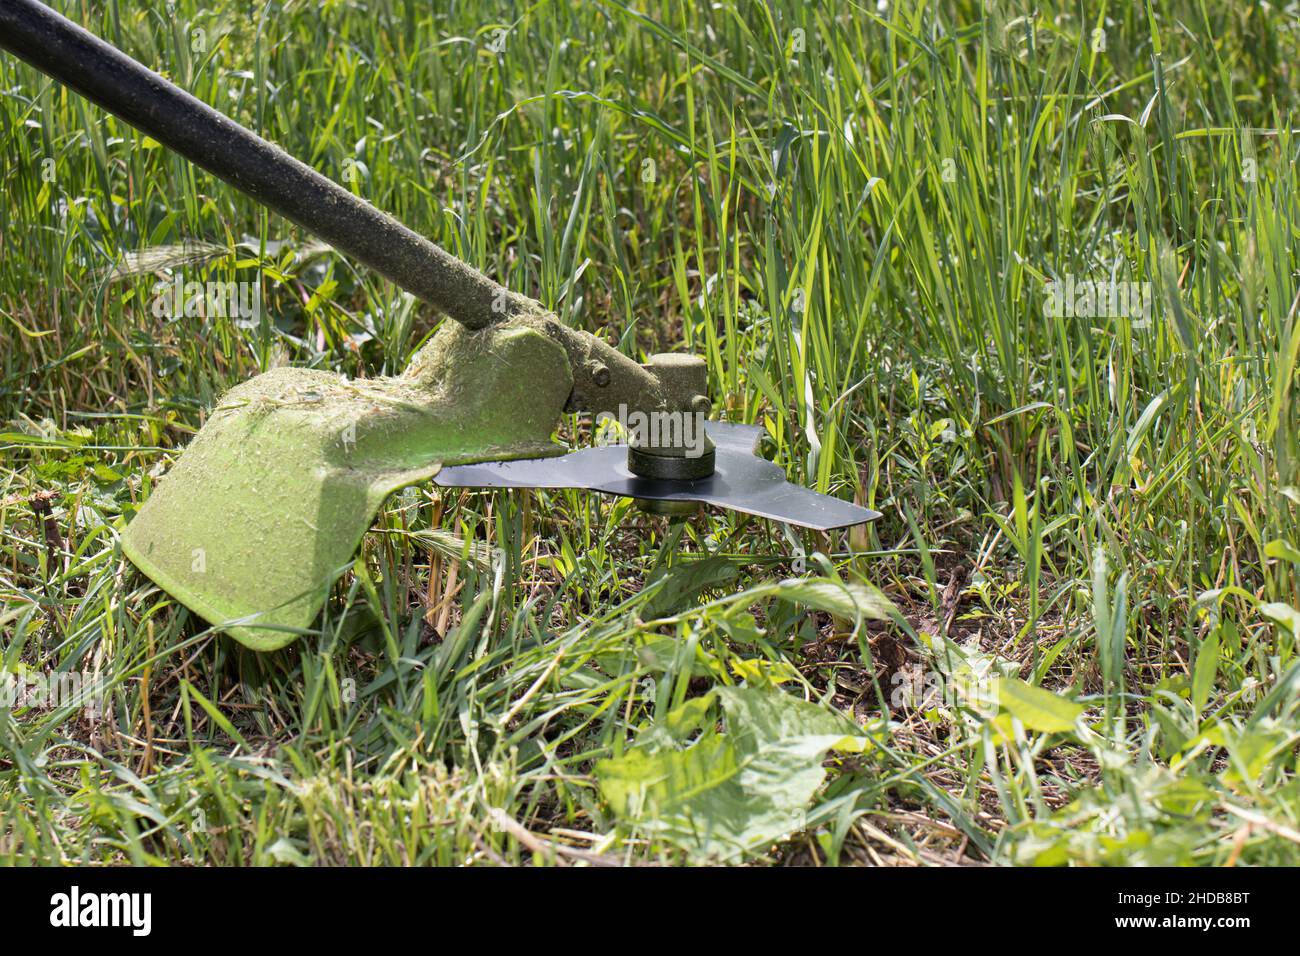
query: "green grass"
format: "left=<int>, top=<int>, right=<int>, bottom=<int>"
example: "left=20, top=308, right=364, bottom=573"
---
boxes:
left=3, top=0, right=1300, bottom=865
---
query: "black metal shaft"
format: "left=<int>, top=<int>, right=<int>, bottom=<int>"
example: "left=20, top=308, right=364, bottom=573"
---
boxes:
left=0, top=0, right=514, bottom=329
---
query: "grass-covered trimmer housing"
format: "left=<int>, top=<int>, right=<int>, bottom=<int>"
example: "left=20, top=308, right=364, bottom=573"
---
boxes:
left=0, top=0, right=878, bottom=650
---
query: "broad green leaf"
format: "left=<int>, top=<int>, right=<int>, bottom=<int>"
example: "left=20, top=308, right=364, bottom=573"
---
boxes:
left=714, top=685, right=863, bottom=749
left=1264, top=539, right=1300, bottom=565
left=994, top=678, right=1084, bottom=733
left=729, top=657, right=800, bottom=686
left=596, top=685, right=875, bottom=861
left=764, top=578, right=895, bottom=621
left=266, top=838, right=311, bottom=866
left=643, top=556, right=745, bottom=618
left=1192, top=630, right=1220, bottom=714
left=1211, top=721, right=1290, bottom=790
left=717, top=610, right=765, bottom=646
left=1260, top=601, right=1300, bottom=639
left=661, top=694, right=716, bottom=740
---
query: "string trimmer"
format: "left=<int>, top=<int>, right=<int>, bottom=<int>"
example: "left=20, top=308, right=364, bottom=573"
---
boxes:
left=1, top=0, right=879, bottom=649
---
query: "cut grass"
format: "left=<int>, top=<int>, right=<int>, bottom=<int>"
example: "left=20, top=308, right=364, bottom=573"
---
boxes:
left=2, top=0, right=1300, bottom=865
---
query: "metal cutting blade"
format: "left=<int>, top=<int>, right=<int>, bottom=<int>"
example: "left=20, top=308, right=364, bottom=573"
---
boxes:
left=434, top=422, right=881, bottom=531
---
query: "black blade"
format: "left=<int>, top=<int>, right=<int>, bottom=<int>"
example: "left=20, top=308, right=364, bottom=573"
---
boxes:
left=433, top=422, right=881, bottom=531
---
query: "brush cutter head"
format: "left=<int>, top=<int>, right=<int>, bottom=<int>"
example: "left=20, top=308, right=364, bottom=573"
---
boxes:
left=0, top=2, right=881, bottom=652
left=121, top=319, right=879, bottom=650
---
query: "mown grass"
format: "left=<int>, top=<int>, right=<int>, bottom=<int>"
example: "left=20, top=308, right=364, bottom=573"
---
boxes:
left=2, top=0, right=1300, bottom=865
